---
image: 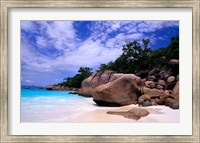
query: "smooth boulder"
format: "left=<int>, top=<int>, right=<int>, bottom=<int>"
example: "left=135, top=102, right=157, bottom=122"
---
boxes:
left=167, top=76, right=175, bottom=83
left=107, top=108, right=149, bottom=120
left=79, top=70, right=116, bottom=97
left=93, top=74, right=141, bottom=106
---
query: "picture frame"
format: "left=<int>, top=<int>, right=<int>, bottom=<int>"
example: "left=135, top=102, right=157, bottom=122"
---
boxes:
left=0, top=0, right=199, bottom=142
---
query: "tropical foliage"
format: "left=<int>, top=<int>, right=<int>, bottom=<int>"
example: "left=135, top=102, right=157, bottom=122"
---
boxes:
left=98, top=36, right=179, bottom=73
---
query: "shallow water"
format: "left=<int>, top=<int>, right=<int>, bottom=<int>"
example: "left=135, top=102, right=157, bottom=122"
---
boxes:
left=21, top=88, right=96, bottom=122
left=21, top=88, right=179, bottom=123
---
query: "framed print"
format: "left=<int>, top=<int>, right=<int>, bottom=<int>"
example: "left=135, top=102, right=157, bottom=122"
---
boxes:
left=0, top=0, right=199, bottom=142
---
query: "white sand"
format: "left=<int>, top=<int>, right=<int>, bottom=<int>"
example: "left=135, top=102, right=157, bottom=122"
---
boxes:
left=67, top=105, right=179, bottom=123
left=41, top=98, right=179, bottom=123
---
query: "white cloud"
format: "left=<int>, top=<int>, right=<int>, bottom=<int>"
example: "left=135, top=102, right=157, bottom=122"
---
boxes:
left=21, top=21, right=36, bottom=32
left=105, top=33, right=143, bottom=48
left=36, top=36, right=48, bottom=48
left=21, top=20, right=179, bottom=85
left=21, top=35, right=54, bottom=72
left=62, top=38, right=122, bottom=68
left=136, top=21, right=178, bottom=33
left=22, top=21, right=78, bottom=51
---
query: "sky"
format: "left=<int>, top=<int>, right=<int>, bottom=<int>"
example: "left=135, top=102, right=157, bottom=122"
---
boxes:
left=21, top=21, right=179, bottom=86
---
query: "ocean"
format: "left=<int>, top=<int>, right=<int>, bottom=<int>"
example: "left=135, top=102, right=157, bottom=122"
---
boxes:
left=21, top=88, right=95, bottom=122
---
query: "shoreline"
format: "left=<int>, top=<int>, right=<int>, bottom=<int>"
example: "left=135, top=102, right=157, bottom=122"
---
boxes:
left=21, top=89, right=179, bottom=123
left=39, top=98, right=179, bottom=123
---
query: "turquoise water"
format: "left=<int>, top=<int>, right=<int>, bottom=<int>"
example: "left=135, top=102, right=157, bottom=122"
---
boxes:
left=21, top=88, right=84, bottom=99
left=21, top=88, right=93, bottom=122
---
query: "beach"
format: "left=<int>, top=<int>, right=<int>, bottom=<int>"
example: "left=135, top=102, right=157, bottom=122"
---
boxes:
left=40, top=98, right=180, bottom=123
left=74, top=103, right=180, bottom=123
left=21, top=88, right=179, bottom=123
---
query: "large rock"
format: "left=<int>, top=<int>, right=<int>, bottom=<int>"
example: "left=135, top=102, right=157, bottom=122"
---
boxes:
left=157, top=80, right=166, bottom=87
left=109, top=73, right=124, bottom=82
left=93, top=74, right=141, bottom=106
left=165, top=76, right=176, bottom=90
left=172, top=80, right=179, bottom=102
left=159, top=59, right=179, bottom=81
left=167, top=76, right=175, bottom=83
left=167, top=59, right=179, bottom=77
left=138, top=87, right=173, bottom=106
left=107, top=108, right=149, bottom=120
left=165, top=98, right=179, bottom=109
left=163, top=80, right=179, bottom=109
left=79, top=70, right=116, bottom=97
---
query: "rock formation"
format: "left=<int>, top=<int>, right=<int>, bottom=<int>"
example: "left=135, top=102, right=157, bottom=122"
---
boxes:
left=164, top=81, right=179, bottom=109
left=107, top=108, right=149, bottom=120
left=165, top=98, right=179, bottom=109
left=79, top=59, right=179, bottom=109
left=132, top=59, right=179, bottom=109
left=79, top=70, right=117, bottom=97
left=45, top=85, right=78, bottom=91
left=93, top=74, right=141, bottom=106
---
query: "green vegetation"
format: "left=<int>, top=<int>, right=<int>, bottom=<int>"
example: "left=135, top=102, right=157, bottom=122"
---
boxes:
left=57, top=67, right=92, bottom=88
left=98, top=36, right=179, bottom=73
left=58, top=36, right=179, bottom=88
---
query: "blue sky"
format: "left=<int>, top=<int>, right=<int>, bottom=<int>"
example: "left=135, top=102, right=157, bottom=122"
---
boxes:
left=21, top=21, right=179, bottom=86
